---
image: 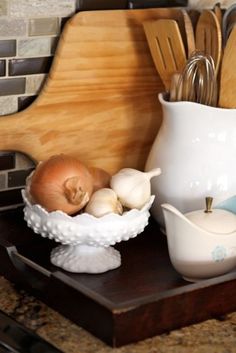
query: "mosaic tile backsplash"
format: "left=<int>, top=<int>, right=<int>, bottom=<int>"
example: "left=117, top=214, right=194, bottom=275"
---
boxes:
left=0, top=152, right=34, bottom=211
left=0, top=0, right=232, bottom=210
left=0, top=1, right=74, bottom=116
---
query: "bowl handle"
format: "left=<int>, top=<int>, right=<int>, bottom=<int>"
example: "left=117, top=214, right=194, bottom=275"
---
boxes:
left=6, top=246, right=51, bottom=292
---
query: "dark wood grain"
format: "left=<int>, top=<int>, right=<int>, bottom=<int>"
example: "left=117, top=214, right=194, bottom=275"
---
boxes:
left=0, top=209, right=236, bottom=347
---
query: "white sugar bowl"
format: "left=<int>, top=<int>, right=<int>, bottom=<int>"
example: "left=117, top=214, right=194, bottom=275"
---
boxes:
left=162, top=197, right=236, bottom=282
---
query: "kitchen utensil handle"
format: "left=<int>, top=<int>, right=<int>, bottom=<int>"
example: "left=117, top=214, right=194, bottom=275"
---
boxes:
left=6, top=246, right=51, bottom=291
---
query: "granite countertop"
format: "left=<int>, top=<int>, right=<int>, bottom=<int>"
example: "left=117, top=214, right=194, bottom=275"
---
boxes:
left=0, top=276, right=236, bottom=353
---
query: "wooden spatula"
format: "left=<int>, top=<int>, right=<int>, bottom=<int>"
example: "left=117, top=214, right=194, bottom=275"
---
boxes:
left=195, top=9, right=222, bottom=76
left=219, top=26, right=236, bottom=108
left=143, top=19, right=186, bottom=91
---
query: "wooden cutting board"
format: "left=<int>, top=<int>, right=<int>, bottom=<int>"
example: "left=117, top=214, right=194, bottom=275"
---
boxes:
left=1, top=8, right=184, bottom=174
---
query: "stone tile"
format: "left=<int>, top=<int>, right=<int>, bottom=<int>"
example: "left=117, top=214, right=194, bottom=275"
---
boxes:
left=51, top=37, right=59, bottom=55
left=9, top=0, right=76, bottom=18
left=188, top=0, right=236, bottom=9
left=0, top=18, right=27, bottom=37
left=0, top=174, right=6, bottom=190
left=0, top=188, right=23, bottom=207
left=9, top=57, right=53, bottom=76
left=128, top=0, right=187, bottom=8
left=18, top=95, right=37, bottom=111
left=0, top=96, right=18, bottom=115
left=76, top=0, right=127, bottom=9
left=0, top=40, right=16, bottom=57
left=60, top=17, right=70, bottom=31
left=0, top=0, right=8, bottom=16
left=26, top=74, right=46, bottom=94
left=18, top=38, right=51, bottom=57
left=0, top=78, right=25, bottom=96
left=0, top=152, right=15, bottom=171
left=0, top=60, right=6, bottom=76
left=15, top=152, right=35, bottom=169
left=29, top=18, right=60, bottom=36
left=8, top=168, right=34, bottom=187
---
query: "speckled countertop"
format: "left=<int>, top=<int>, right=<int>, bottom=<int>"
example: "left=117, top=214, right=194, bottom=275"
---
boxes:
left=1, top=276, right=236, bottom=353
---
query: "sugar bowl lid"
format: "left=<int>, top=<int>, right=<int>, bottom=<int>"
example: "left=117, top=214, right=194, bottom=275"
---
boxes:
left=185, top=197, right=236, bottom=234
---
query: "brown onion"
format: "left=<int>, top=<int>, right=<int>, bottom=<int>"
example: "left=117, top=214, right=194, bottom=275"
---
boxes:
left=88, top=166, right=111, bottom=192
left=29, top=154, right=93, bottom=215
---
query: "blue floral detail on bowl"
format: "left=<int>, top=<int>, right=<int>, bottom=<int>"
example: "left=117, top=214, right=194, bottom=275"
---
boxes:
left=211, top=245, right=227, bottom=262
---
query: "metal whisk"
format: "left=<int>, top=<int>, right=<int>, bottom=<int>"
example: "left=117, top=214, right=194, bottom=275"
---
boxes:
left=169, top=52, right=218, bottom=107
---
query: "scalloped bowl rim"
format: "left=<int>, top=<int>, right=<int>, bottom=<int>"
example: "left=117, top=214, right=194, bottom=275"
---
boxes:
left=21, top=189, right=155, bottom=223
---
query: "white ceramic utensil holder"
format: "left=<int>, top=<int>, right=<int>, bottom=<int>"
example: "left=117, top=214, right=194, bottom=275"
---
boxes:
left=22, top=190, right=154, bottom=274
left=146, top=93, right=236, bottom=226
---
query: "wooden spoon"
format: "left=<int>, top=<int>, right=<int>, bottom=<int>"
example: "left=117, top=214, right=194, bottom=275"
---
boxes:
left=195, top=9, right=222, bottom=76
left=213, top=2, right=222, bottom=28
left=143, top=19, right=186, bottom=91
left=219, top=26, right=236, bottom=108
left=181, top=9, right=195, bottom=58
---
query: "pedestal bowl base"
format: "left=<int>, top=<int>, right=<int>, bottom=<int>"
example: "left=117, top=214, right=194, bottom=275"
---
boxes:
left=50, top=244, right=121, bottom=273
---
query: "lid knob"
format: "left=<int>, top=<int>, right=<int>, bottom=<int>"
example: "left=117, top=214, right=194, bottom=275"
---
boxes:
left=204, top=197, right=213, bottom=213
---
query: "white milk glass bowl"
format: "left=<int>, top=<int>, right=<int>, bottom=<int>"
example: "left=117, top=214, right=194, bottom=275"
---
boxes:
left=22, top=190, right=154, bottom=274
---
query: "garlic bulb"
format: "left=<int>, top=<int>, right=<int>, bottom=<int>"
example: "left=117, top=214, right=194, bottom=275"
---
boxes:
left=110, top=167, right=161, bottom=209
left=85, top=188, right=123, bottom=218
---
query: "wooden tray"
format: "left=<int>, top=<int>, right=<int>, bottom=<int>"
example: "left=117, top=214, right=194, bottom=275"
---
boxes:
left=1, top=208, right=236, bottom=347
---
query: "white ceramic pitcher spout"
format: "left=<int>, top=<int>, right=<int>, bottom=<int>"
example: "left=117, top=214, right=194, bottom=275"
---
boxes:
left=146, top=93, right=236, bottom=226
left=161, top=203, right=236, bottom=282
